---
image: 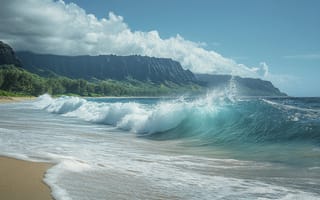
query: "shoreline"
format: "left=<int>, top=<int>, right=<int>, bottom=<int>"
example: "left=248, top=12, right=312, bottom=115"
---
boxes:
left=0, top=95, right=176, bottom=104
left=0, top=156, right=54, bottom=200
left=0, top=96, right=36, bottom=103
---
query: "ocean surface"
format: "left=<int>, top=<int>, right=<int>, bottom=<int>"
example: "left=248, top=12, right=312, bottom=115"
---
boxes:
left=0, top=93, right=320, bottom=199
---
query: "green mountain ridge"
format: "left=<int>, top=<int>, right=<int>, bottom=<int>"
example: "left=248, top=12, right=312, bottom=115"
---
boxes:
left=16, top=51, right=196, bottom=84
left=0, top=41, right=285, bottom=97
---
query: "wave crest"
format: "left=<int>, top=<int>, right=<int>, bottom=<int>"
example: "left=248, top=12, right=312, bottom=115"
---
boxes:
left=35, top=94, right=320, bottom=144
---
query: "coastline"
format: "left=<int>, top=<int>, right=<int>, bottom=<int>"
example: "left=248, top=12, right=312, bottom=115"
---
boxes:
left=0, top=156, right=54, bottom=200
left=0, top=96, right=35, bottom=103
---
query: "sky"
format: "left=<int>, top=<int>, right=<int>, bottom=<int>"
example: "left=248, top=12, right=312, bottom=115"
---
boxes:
left=0, top=0, right=319, bottom=96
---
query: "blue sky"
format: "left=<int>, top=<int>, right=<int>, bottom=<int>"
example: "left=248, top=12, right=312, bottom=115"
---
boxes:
left=1, top=0, right=319, bottom=96
left=64, top=0, right=320, bottom=96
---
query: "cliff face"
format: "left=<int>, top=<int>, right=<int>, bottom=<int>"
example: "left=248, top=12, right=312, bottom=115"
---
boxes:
left=196, top=74, right=286, bottom=96
left=0, top=41, right=21, bottom=67
left=0, top=41, right=286, bottom=96
left=16, top=51, right=196, bottom=84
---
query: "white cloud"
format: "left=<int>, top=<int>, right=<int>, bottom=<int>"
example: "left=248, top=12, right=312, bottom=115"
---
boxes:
left=0, top=0, right=267, bottom=77
left=255, top=61, right=299, bottom=96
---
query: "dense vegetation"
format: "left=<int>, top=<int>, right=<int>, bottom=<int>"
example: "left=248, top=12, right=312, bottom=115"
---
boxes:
left=0, top=65, right=202, bottom=97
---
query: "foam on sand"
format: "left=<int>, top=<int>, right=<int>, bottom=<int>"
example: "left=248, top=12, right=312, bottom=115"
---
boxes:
left=0, top=156, right=53, bottom=200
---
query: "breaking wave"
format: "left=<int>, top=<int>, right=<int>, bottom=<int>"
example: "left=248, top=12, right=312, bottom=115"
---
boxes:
left=35, top=94, right=320, bottom=145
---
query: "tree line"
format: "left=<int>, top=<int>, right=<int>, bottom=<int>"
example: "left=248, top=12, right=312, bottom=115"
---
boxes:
left=0, top=65, right=201, bottom=97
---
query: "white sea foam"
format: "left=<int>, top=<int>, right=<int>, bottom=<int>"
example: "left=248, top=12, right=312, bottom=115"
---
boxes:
left=263, top=98, right=320, bottom=113
left=262, top=99, right=320, bottom=122
left=1, top=96, right=319, bottom=200
left=35, top=94, right=221, bottom=134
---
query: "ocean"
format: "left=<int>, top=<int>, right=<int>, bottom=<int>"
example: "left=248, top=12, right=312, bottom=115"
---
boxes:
left=0, top=93, right=319, bottom=199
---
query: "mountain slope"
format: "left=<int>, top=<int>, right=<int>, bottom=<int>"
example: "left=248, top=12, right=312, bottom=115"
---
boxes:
left=16, top=51, right=196, bottom=84
left=196, top=74, right=286, bottom=96
left=0, top=41, right=21, bottom=67
left=0, top=41, right=287, bottom=97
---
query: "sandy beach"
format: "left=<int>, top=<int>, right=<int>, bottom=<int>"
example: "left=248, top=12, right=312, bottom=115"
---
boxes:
left=0, top=96, right=35, bottom=103
left=0, top=97, right=53, bottom=199
left=0, top=156, right=53, bottom=200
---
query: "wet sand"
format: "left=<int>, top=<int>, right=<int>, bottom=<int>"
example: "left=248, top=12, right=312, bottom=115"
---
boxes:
left=0, top=96, right=35, bottom=103
left=0, top=156, right=53, bottom=200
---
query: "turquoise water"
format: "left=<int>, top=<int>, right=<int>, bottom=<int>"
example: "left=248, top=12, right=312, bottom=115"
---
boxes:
left=0, top=94, right=319, bottom=199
